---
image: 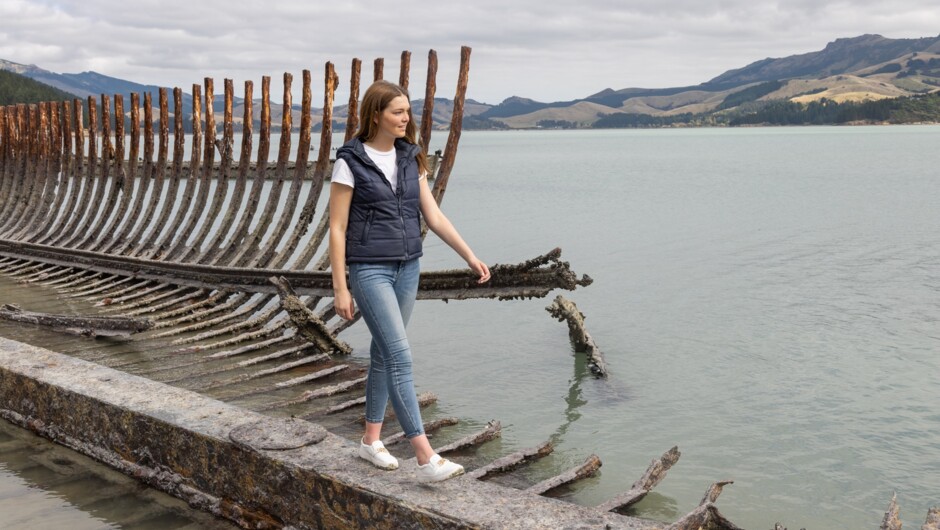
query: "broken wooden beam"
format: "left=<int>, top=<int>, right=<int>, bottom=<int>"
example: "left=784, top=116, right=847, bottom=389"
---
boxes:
left=923, top=507, right=940, bottom=530
left=0, top=243, right=590, bottom=303
left=385, top=418, right=458, bottom=446
left=700, top=479, right=734, bottom=505
left=436, top=420, right=501, bottom=455
left=0, top=303, right=152, bottom=337
left=270, top=275, right=352, bottom=355
left=881, top=493, right=901, bottom=530
left=666, top=503, right=744, bottom=530
left=467, top=440, right=554, bottom=480
left=260, top=375, right=368, bottom=411
left=356, top=392, right=439, bottom=424
left=546, top=294, right=608, bottom=377
left=525, top=453, right=601, bottom=495
left=325, top=396, right=366, bottom=415
left=598, top=446, right=680, bottom=513
left=200, top=353, right=331, bottom=391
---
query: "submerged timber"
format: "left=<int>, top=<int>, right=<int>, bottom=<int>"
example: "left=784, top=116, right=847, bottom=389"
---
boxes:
left=8, top=47, right=929, bottom=529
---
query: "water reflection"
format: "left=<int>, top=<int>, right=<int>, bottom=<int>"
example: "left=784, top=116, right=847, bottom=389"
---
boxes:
left=0, top=420, right=236, bottom=530
left=548, top=349, right=589, bottom=448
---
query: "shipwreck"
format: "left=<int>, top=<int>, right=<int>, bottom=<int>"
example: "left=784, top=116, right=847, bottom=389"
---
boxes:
left=0, top=47, right=930, bottom=530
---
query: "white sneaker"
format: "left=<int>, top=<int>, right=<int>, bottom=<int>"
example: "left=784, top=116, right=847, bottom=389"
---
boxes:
left=416, top=454, right=464, bottom=483
left=358, top=439, right=399, bottom=470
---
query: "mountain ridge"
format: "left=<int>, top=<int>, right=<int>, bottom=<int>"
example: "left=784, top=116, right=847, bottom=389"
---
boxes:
left=4, top=34, right=940, bottom=128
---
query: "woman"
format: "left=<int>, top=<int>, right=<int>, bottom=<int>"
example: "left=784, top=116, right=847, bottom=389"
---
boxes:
left=329, top=80, right=490, bottom=483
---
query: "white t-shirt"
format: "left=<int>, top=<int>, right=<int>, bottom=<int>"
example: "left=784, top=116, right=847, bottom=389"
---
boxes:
left=332, top=144, right=399, bottom=192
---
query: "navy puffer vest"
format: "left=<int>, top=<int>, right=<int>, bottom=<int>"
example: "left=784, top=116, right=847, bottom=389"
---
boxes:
left=337, top=137, right=424, bottom=263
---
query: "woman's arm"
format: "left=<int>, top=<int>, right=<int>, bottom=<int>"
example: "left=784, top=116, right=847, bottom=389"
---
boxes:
left=418, top=177, right=491, bottom=283
left=329, top=182, right=356, bottom=319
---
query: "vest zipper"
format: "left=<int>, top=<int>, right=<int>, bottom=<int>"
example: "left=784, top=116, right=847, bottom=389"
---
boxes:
left=361, top=209, right=375, bottom=244
left=398, top=165, right=407, bottom=258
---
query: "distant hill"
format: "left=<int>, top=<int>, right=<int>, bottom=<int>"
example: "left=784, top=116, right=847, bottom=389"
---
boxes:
left=0, top=58, right=469, bottom=131
left=708, top=34, right=940, bottom=86
left=0, top=59, right=188, bottom=105
left=0, top=69, right=78, bottom=106
left=5, top=34, right=940, bottom=129
left=476, top=34, right=940, bottom=128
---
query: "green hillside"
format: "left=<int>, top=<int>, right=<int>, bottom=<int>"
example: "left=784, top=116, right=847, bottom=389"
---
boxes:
left=0, top=69, right=77, bottom=106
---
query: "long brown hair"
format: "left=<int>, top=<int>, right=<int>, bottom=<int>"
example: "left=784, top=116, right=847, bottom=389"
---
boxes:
left=355, top=80, right=429, bottom=176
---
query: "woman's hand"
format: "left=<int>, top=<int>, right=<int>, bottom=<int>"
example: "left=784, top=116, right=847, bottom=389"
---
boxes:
left=334, top=288, right=355, bottom=320
left=468, top=257, right=491, bottom=284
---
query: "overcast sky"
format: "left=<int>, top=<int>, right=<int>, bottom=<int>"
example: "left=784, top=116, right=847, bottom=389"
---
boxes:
left=2, top=0, right=939, bottom=105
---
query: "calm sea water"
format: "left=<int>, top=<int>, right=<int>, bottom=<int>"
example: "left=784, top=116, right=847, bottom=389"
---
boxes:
left=3, top=126, right=940, bottom=529
left=395, top=126, right=940, bottom=529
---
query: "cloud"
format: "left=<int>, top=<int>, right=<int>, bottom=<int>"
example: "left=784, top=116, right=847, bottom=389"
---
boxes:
left=2, top=0, right=939, bottom=104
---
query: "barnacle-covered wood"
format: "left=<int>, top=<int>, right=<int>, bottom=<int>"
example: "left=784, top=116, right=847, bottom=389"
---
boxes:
left=599, top=446, right=680, bottom=513
left=525, top=454, right=601, bottom=495
left=418, top=247, right=592, bottom=301
left=923, top=507, right=940, bottom=530
left=467, top=440, right=554, bottom=480
left=270, top=275, right=351, bottom=355
left=546, top=294, right=608, bottom=377
left=881, top=493, right=901, bottom=530
left=666, top=504, right=744, bottom=530
left=0, top=303, right=152, bottom=336
left=0, top=242, right=588, bottom=303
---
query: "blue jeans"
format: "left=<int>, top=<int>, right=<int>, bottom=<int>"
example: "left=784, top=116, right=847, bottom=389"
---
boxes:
left=348, top=258, right=425, bottom=438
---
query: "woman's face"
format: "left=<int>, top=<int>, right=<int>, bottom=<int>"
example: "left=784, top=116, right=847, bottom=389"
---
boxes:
left=374, top=95, right=410, bottom=141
